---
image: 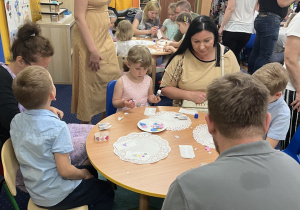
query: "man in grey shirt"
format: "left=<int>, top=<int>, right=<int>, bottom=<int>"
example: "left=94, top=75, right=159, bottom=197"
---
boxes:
left=173, top=0, right=199, bottom=41
left=162, top=73, right=300, bottom=210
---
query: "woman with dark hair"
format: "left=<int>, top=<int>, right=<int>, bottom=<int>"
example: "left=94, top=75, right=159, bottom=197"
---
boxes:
left=160, top=15, right=240, bottom=107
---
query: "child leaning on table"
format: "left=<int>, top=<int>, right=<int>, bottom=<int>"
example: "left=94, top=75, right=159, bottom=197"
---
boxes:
left=113, top=45, right=161, bottom=112
left=115, top=20, right=144, bottom=56
left=160, top=2, right=178, bottom=41
left=10, top=66, right=114, bottom=209
left=253, top=63, right=290, bottom=149
left=164, top=12, right=192, bottom=53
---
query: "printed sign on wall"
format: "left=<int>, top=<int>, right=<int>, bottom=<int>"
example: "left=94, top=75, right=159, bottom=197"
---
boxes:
left=4, top=0, right=32, bottom=45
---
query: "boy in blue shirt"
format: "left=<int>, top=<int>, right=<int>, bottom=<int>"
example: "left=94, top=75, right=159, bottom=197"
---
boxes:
left=253, top=62, right=290, bottom=149
left=10, top=66, right=114, bottom=209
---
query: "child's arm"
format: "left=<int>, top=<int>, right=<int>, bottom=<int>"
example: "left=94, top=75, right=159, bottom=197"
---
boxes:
left=164, top=45, right=177, bottom=53
left=54, top=153, right=93, bottom=180
left=112, top=78, right=136, bottom=109
left=49, top=106, right=64, bottom=119
left=147, top=79, right=161, bottom=104
left=169, top=39, right=182, bottom=48
left=160, top=26, right=169, bottom=40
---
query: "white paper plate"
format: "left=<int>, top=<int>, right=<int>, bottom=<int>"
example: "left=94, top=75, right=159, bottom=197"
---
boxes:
left=137, top=119, right=166, bottom=133
left=113, top=132, right=171, bottom=164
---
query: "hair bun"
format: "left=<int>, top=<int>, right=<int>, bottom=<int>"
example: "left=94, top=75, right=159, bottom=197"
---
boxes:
left=17, top=21, right=41, bottom=42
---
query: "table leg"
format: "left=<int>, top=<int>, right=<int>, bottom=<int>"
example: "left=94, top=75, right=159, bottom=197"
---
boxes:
left=139, top=194, right=149, bottom=210
left=152, top=55, right=158, bottom=92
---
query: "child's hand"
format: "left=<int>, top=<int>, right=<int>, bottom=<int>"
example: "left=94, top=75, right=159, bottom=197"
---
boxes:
left=148, top=95, right=161, bottom=104
left=164, top=45, right=176, bottom=53
left=153, top=96, right=161, bottom=103
left=82, top=169, right=94, bottom=180
left=123, top=98, right=135, bottom=109
left=49, top=106, right=64, bottom=119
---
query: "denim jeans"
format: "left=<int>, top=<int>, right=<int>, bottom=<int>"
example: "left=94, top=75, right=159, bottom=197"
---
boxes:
left=248, top=13, right=281, bottom=74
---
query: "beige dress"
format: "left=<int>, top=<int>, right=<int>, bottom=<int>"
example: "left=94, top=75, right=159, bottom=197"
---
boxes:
left=71, top=0, right=120, bottom=121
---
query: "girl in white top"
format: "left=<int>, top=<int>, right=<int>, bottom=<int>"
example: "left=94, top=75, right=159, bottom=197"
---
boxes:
left=113, top=45, right=161, bottom=112
left=164, top=12, right=192, bottom=53
left=218, top=0, right=257, bottom=64
left=115, top=20, right=144, bottom=56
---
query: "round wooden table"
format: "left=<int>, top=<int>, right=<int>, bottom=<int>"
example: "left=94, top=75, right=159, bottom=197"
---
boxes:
left=86, top=106, right=218, bottom=210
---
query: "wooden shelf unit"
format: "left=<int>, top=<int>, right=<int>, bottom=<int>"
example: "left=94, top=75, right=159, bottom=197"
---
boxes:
left=37, top=16, right=75, bottom=84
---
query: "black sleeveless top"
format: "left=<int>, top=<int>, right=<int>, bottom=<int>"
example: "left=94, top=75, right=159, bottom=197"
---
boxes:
left=259, top=0, right=289, bottom=19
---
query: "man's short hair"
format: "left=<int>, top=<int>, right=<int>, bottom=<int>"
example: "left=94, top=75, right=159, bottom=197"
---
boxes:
left=12, top=66, right=53, bottom=110
left=253, top=63, right=289, bottom=96
left=176, top=0, right=192, bottom=12
left=207, top=73, right=270, bottom=139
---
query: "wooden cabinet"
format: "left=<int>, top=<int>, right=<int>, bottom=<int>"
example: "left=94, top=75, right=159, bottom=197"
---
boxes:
left=37, top=16, right=75, bottom=84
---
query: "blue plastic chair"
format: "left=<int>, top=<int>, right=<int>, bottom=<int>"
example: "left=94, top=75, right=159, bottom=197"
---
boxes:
left=283, top=126, right=300, bottom=164
left=106, top=80, right=117, bottom=117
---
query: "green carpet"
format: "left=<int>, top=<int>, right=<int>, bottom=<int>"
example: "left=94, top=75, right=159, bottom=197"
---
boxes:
left=98, top=173, right=164, bottom=210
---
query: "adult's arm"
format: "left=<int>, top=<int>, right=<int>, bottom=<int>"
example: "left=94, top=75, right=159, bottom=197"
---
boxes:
left=285, top=35, right=300, bottom=111
left=0, top=72, right=19, bottom=131
left=160, top=56, right=206, bottom=104
left=219, top=0, right=236, bottom=36
left=74, top=0, right=101, bottom=71
left=277, top=0, right=295, bottom=8
left=161, top=86, right=207, bottom=104
left=132, top=18, right=151, bottom=36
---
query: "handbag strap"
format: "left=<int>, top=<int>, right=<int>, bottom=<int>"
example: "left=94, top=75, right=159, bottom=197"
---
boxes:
left=215, top=43, right=225, bottom=76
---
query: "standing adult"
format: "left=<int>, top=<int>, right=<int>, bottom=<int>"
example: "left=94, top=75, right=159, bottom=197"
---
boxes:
left=282, top=12, right=300, bottom=150
left=162, top=73, right=300, bottom=210
left=173, top=0, right=199, bottom=42
left=132, top=0, right=161, bottom=37
left=218, top=0, right=257, bottom=64
left=247, top=0, right=289, bottom=74
left=72, top=0, right=120, bottom=123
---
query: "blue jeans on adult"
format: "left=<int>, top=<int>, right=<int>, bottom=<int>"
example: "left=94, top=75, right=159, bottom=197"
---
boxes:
left=248, top=13, right=281, bottom=74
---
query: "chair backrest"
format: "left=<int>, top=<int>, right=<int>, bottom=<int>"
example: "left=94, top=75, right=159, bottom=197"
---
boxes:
left=117, top=56, right=127, bottom=76
left=106, top=80, right=117, bottom=117
left=283, top=126, right=300, bottom=164
left=1, top=138, right=19, bottom=196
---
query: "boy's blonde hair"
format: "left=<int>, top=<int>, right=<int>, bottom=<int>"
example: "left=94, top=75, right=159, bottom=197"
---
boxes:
left=207, top=73, right=270, bottom=140
left=176, top=12, right=192, bottom=24
left=253, top=63, right=289, bottom=96
left=115, top=20, right=133, bottom=41
left=124, top=45, right=152, bottom=74
left=168, top=2, right=176, bottom=12
left=143, top=0, right=161, bottom=22
left=12, top=66, right=53, bottom=110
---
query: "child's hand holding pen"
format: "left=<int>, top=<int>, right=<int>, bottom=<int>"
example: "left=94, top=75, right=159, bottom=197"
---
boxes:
left=123, top=98, right=135, bottom=109
left=163, top=45, right=176, bottom=53
left=150, top=90, right=161, bottom=104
